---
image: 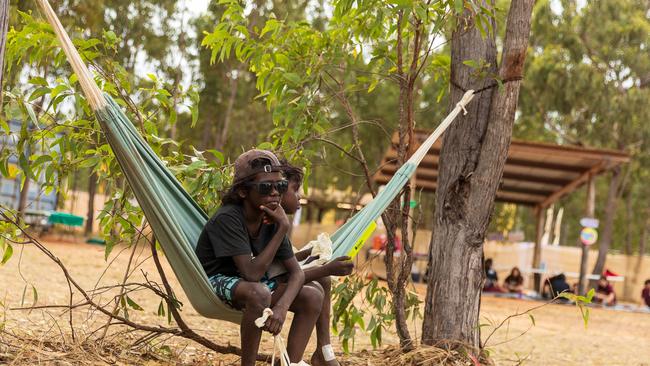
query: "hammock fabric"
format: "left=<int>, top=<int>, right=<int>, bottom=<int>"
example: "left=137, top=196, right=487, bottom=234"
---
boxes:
left=36, top=0, right=474, bottom=323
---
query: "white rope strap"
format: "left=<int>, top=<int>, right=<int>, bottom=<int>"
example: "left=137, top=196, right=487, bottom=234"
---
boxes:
left=36, top=0, right=107, bottom=110
left=255, top=308, right=310, bottom=366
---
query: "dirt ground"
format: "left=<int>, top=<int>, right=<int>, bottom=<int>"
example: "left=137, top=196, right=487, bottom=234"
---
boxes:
left=1, top=238, right=649, bottom=365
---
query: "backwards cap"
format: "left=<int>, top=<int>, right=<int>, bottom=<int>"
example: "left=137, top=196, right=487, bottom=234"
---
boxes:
left=233, top=149, right=282, bottom=183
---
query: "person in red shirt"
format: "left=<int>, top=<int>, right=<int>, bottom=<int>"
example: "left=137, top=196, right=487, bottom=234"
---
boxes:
left=593, top=275, right=617, bottom=306
left=642, top=279, right=650, bottom=308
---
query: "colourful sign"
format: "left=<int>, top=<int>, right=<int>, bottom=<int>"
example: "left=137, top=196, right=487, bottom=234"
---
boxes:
left=580, top=227, right=598, bottom=246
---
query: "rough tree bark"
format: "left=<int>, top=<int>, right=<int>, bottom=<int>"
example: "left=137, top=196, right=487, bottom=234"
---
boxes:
left=422, top=0, right=535, bottom=349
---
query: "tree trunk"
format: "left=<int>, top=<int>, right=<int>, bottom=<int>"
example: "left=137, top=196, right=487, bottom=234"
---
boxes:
left=422, top=0, right=534, bottom=349
left=381, top=10, right=422, bottom=351
left=627, top=219, right=648, bottom=302
left=85, top=172, right=97, bottom=236
left=215, top=70, right=239, bottom=150
left=591, top=166, right=623, bottom=280
left=624, top=190, right=632, bottom=256
left=17, top=176, right=31, bottom=222
left=0, top=0, right=9, bottom=106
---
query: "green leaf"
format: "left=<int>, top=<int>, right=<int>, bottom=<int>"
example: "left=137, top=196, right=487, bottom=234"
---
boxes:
left=260, top=19, right=280, bottom=37
left=207, top=149, right=224, bottom=164
left=1, top=243, right=13, bottom=265
left=454, top=0, right=464, bottom=14
left=31, top=285, right=38, bottom=307
left=104, top=238, right=116, bottom=260
left=29, top=77, right=48, bottom=86
left=32, top=154, right=53, bottom=167
left=582, top=307, right=590, bottom=328
left=283, top=72, right=301, bottom=85
left=157, top=300, right=166, bottom=317
left=18, top=154, right=36, bottom=180
left=22, top=101, right=39, bottom=127
left=126, top=296, right=144, bottom=311
left=50, top=84, right=69, bottom=99
left=29, top=87, right=51, bottom=102
left=191, top=104, right=199, bottom=127
left=257, top=142, right=274, bottom=150
left=0, top=117, right=9, bottom=134
left=367, top=78, right=379, bottom=93
left=414, top=3, right=427, bottom=20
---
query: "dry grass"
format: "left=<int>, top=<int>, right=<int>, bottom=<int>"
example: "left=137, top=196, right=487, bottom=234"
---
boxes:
left=1, top=238, right=650, bottom=365
left=0, top=329, right=168, bottom=365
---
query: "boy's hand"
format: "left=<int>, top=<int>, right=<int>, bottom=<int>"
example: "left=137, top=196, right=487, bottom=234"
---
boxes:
left=264, top=305, right=288, bottom=335
left=326, top=256, right=354, bottom=276
left=260, top=204, right=290, bottom=229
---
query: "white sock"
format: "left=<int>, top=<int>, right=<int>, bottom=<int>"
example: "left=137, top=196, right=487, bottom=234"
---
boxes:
left=321, top=344, right=336, bottom=362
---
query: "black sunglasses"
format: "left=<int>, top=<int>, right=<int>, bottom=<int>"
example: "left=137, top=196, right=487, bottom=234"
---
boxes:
left=245, top=180, right=289, bottom=196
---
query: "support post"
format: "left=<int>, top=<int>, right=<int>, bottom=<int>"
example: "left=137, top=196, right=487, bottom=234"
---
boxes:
left=532, top=205, right=545, bottom=292
left=578, top=176, right=596, bottom=295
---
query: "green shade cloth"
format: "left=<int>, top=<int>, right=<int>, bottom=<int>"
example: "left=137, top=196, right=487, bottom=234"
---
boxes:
left=86, top=237, right=106, bottom=245
left=48, top=211, right=84, bottom=227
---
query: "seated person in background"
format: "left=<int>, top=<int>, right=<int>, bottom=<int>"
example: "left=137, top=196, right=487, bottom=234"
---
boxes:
left=593, top=275, right=617, bottom=306
left=504, top=267, right=524, bottom=293
left=483, top=258, right=503, bottom=292
left=642, top=279, right=650, bottom=308
left=542, top=273, right=571, bottom=299
left=281, top=160, right=354, bottom=366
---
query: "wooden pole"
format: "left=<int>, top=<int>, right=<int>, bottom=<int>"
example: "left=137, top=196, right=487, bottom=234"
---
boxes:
left=0, top=0, right=10, bottom=106
left=532, top=205, right=545, bottom=292
left=578, top=176, right=596, bottom=295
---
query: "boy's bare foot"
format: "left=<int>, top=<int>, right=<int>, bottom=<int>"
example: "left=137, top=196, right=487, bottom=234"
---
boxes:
left=310, top=346, right=340, bottom=366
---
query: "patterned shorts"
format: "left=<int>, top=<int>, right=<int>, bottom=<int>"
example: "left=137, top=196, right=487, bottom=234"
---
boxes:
left=208, top=273, right=278, bottom=309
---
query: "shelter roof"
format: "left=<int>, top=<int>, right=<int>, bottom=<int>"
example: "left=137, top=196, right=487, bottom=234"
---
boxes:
left=374, top=130, right=630, bottom=207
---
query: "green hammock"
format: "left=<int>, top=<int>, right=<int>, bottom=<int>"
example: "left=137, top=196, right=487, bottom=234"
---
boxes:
left=37, top=0, right=474, bottom=323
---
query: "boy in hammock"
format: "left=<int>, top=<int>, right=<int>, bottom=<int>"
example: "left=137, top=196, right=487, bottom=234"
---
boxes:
left=280, top=161, right=354, bottom=366
left=195, top=149, right=323, bottom=366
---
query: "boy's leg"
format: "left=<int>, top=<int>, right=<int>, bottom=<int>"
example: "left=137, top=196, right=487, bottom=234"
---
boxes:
left=271, top=282, right=324, bottom=362
left=311, top=276, right=339, bottom=366
left=231, top=282, right=273, bottom=366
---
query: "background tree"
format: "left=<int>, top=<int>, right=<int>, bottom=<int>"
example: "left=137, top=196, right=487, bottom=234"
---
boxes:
left=515, top=0, right=650, bottom=289
left=422, top=0, right=535, bottom=349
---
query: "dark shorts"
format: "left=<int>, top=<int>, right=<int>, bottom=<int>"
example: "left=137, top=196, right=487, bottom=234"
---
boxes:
left=208, top=273, right=278, bottom=309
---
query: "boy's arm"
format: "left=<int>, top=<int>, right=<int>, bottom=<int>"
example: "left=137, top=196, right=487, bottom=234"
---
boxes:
left=232, top=226, right=288, bottom=282
left=233, top=205, right=291, bottom=282
left=294, top=248, right=312, bottom=262
left=274, top=257, right=304, bottom=311
left=302, top=256, right=354, bottom=283
left=262, top=257, right=304, bottom=335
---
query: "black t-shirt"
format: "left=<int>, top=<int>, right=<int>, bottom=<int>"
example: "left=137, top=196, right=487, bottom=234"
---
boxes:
left=195, top=204, right=294, bottom=277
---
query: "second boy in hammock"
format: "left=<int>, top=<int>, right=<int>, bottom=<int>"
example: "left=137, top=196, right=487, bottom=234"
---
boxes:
left=279, top=161, right=354, bottom=366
